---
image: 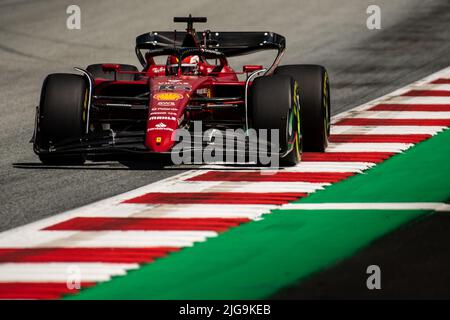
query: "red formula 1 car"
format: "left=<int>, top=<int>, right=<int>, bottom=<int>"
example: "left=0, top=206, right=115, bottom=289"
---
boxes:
left=32, top=16, right=330, bottom=166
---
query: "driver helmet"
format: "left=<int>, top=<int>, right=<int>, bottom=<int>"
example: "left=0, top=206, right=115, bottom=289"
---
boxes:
left=166, top=55, right=200, bottom=75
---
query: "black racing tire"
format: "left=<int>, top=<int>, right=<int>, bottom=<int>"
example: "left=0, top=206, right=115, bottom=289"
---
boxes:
left=275, top=65, right=330, bottom=152
left=86, top=64, right=139, bottom=81
left=35, top=73, right=87, bottom=165
left=250, top=74, right=301, bottom=166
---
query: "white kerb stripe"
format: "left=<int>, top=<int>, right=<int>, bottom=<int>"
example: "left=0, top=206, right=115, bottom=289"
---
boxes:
left=88, top=204, right=275, bottom=219
left=205, top=162, right=375, bottom=173
left=350, top=111, right=450, bottom=119
left=382, top=97, right=450, bottom=104
left=0, top=231, right=218, bottom=248
left=331, top=126, right=446, bottom=135
left=326, top=142, right=413, bottom=153
left=0, top=263, right=138, bottom=283
left=410, top=84, right=450, bottom=91
left=136, top=181, right=328, bottom=193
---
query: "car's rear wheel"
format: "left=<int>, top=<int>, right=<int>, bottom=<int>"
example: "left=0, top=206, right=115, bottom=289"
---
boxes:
left=275, top=65, right=330, bottom=152
left=251, top=74, right=301, bottom=166
left=35, top=73, right=87, bottom=165
left=86, top=64, right=139, bottom=80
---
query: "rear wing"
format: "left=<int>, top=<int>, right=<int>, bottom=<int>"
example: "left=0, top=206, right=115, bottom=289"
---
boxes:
left=135, top=31, right=285, bottom=56
left=135, top=31, right=285, bottom=74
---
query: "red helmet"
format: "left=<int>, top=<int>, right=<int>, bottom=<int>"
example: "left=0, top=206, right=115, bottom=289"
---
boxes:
left=166, top=55, right=200, bottom=75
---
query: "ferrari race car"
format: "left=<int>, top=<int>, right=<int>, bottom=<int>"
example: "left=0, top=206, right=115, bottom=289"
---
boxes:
left=32, top=15, right=330, bottom=166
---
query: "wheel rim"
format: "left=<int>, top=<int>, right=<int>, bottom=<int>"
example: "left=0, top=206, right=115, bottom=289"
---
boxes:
left=294, top=85, right=301, bottom=160
left=286, top=80, right=301, bottom=161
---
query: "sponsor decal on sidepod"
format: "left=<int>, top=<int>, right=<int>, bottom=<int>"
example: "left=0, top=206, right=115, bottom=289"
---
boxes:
left=153, top=92, right=183, bottom=101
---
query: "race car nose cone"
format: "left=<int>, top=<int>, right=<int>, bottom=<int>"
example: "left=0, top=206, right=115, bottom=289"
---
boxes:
left=145, top=128, right=175, bottom=152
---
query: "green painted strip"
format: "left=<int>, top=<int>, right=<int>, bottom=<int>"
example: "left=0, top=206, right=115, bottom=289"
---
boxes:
left=68, top=129, right=450, bottom=300
left=296, top=136, right=450, bottom=204
left=68, top=210, right=425, bottom=300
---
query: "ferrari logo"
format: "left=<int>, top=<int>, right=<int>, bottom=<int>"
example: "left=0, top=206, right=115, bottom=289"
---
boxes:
left=153, top=92, right=183, bottom=101
left=156, top=137, right=162, bottom=143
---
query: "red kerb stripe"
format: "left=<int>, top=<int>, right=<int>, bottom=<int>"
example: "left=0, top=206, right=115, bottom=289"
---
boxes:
left=187, top=171, right=354, bottom=183
left=302, top=152, right=394, bottom=163
left=122, top=192, right=306, bottom=205
left=402, top=90, right=450, bottom=96
left=329, top=134, right=431, bottom=143
left=430, top=79, right=450, bottom=84
left=44, top=217, right=250, bottom=232
left=369, top=104, right=450, bottom=111
left=0, top=282, right=95, bottom=300
left=0, top=247, right=179, bottom=263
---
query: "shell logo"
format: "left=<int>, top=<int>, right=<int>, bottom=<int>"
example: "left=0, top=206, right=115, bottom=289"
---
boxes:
left=153, top=92, right=183, bottom=101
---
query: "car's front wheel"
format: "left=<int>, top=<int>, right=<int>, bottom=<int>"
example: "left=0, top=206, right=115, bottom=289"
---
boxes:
left=275, top=64, right=330, bottom=152
left=35, top=73, right=87, bottom=165
left=251, top=74, right=301, bottom=166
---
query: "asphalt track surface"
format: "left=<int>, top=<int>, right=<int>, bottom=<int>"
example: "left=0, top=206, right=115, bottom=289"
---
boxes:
left=0, top=0, right=449, bottom=234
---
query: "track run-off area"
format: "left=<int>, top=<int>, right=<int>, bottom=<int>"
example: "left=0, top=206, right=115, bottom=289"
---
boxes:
left=0, top=66, right=448, bottom=299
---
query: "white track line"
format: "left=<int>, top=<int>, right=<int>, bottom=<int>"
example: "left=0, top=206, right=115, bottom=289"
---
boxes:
left=281, top=202, right=447, bottom=211
left=436, top=204, right=450, bottom=212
